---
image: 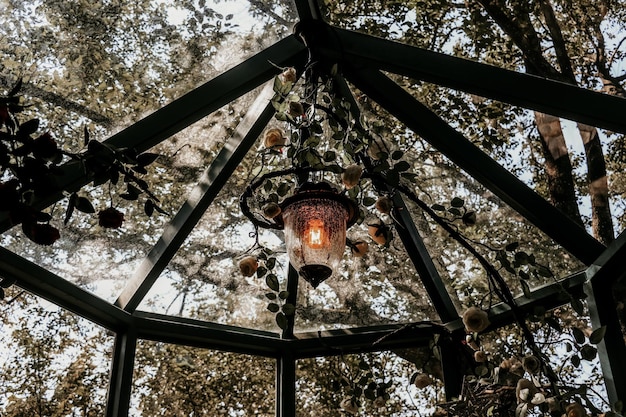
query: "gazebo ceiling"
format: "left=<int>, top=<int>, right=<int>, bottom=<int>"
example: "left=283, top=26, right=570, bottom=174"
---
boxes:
left=2, top=0, right=626, bottom=412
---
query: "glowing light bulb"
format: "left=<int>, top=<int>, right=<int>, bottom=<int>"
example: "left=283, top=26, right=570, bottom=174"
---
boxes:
left=305, top=219, right=325, bottom=249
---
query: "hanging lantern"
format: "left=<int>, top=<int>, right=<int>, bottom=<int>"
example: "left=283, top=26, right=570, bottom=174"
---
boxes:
left=278, top=183, right=357, bottom=288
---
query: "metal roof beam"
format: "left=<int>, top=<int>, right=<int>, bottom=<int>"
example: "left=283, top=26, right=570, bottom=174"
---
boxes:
left=0, top=246, right=131, bottom=330
left=293, top=0, right=323, bottom=21
left=344, top=66, right=604, bottom=265
left=391, top=194, right=459, bottom=323
left=125, top=271, right=585, bottom=358
left=115, top=81, right=280, bottom=311
left=330, top=26, right=626, bottom=134
left=133, top=311, right=282, bottom=357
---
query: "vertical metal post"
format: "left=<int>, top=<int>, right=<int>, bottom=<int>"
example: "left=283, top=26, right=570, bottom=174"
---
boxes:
left=585, top=278, right=626, bottom=404
left=438, top=333, right=465, bottom=400
left=585, top=230, right=626, bottom=405
left=105, top=327, right=138, bottom=417
left=276, top=351, right=297, bottom=417
left=278, top=266, right=298, bottom=416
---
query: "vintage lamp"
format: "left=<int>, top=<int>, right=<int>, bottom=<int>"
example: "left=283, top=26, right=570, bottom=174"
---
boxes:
left=278, top=182, right=358, bottom=288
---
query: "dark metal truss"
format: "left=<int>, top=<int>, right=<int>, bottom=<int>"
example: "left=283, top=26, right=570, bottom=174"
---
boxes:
left=2, top=11, right=626, bottom=415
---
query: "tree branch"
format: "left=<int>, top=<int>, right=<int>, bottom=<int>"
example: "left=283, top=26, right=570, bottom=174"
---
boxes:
left=475, top=0, right=563, bottom=80
left=0, top=77, right=113, bottom=128
left=537, top=0, right=575, bottom=82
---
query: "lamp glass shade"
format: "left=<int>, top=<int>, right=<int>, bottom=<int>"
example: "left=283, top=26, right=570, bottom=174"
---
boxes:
left=282, top=197, right=349, bottom=288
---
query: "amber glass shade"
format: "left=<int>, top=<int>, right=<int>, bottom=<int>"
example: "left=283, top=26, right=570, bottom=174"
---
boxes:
left=281, top=188, right=355, bottom=288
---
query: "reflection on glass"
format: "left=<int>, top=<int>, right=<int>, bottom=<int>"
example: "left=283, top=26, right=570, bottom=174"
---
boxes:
left=132, top=341, right=275, bottom=416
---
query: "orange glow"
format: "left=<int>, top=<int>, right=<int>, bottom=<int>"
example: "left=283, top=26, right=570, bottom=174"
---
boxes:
left=304, top=219, right=326, bottom=249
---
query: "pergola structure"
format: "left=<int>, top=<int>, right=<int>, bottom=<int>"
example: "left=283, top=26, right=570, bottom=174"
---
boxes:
left=1, top=1, right=626, bottom=415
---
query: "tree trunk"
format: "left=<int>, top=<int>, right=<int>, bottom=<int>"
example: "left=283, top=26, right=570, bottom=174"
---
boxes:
left=577, top=123, right=614, bottom=245
left=534, top=112, right=584, bottom=225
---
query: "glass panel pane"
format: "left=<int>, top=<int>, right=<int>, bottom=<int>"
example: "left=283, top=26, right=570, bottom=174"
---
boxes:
left=340, top=80, right=586, bottom=310
left=0, top=90, right=261, bottom=302
left=1, top=0, right=297, bottom=135
left=296, top=349, right=444, bottom=416
left=137, top=104, right=282, bottom=330
left=132, top=341, right=276, bottom=416
left=0, top=289, right=114, bottom=415
left=406, top=79, right=626, bottom=240
left=460, top=302, right=609, bottom=414
left=294, top=229, right=440, bottom=332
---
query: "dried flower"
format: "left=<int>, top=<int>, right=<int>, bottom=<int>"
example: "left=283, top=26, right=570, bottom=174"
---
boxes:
left=474, top=350, right=488, bottom=363
left=522, top=355, right=541, bottom=375
left=98, top=207, right=124, bottom=229
left=500, top=356, right=525, bottom=379
left=263, top=128, right=287, bottom=148
left=339, top=397, right=358, bottom=414
left=24, top=223, right=60, bottom=245
left=238, top=256, right=258, bottom=277
left=32, top=132, right=58, bottom=160
left=262, top=202, right=281, bottom=219
left=515, top=378, right=537, bottom=403
left=280, top=67, right=297, bottom=83
left=368, top=222, right=389, bottom=246
left=375, top=196, right=393, bottom=214
left=413, top=373, right=433, bottom=389
left=288, top=101, right=304, bottom=118
left=342, top=164, right=362, bottom=189
left=566, top=403, right=587, bottom=417
left=530, top=392, right=546, bottom=405
left=462, top=307, right=490, bottom=333
left=351, top=240, right=369, bottom=257
left=372, top=396, right=386, bottom=408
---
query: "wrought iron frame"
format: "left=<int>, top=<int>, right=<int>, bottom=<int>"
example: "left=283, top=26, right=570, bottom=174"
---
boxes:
left=1, top=1, right=625, bottom=415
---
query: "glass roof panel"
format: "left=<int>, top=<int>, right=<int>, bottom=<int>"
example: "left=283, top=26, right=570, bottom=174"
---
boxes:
left=336, top=80, right=586, bottom=309
left=137, top=104, right=283, bottom=330
left=0, top=92, right=254, bottom=302
left=408, top=80, right=626, bottom=241
left=320, top=2, right=626, bottom=93
left=1, top=0, right=297, bottom=136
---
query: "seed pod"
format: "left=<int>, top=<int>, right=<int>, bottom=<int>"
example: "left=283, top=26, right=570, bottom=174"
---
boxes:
left=342, top=164, right=362, bottom=189
left=375, top=196, right=393, bottom=214
left=239, top=256, right=258, bottom=277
